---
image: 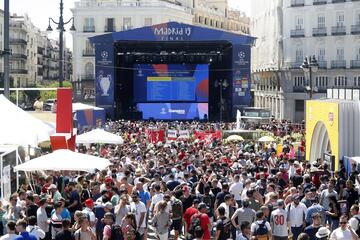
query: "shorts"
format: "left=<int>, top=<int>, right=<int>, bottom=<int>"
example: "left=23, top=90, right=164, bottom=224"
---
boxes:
left=170, top=219, right=183, bottom=232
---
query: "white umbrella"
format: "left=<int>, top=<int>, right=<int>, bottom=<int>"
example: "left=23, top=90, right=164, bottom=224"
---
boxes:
left=76, top=129, right=124, bottom=144
left=14, top=149, right=111, bottom=172
left=258, top=136, right=275, bottom=142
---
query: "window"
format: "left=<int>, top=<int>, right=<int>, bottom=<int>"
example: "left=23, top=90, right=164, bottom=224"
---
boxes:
left=106, top=18, right=115, bottom=31
left=296, top=49, right=303, bottom=63
left=318, top=15, right=325, bottom=28
left=144, top=18, right=152, bottom=26
left=336, top=12, right=345, bottom=27
left=336, top=48, right=344, bottom=61
left=335, top=76, right=347, bottom=86
left=354, top=76, right=360, bottom=86
left=84, top=62, right=94, bottom=76
left=295, top=16, right=304, bottom=30
left=85, top=39, right=93, bottom=50
left=294, top=76, right=305, bottom=86
left=356, top=47, right=360, bottom=60
left=356, top=11, right=360, bottom=25
left=318, top=48, right=325, bottom=61
left=123, top=17, right=132, bottom=30
left=295, top=100, right=304, bottom=112
left=85, top=18, right=94, bottom=27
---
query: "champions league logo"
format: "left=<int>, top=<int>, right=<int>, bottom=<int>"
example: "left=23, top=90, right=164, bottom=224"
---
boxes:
left=235, top=51, right=249, bottom=66
left=160, top=108, right=167, bottom=114
left=101, top=50, right=109, bottom=59
left=98, top=50, right=112, bottom=65
left=137, top=69, right=143, bottom=77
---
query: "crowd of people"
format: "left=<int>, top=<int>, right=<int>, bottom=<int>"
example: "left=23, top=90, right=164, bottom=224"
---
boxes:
left=0, top=120, right=359, bottom=240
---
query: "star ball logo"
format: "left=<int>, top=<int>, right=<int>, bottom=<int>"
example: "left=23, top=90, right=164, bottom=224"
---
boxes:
left=236, top=51, right=248, bottom=66
left=238, top=51, right=246, bottom=59
left=101, top=51, right=109, bottom=60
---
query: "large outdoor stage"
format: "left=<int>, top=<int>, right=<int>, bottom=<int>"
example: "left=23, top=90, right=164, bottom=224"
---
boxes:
left=90, top=22, right=255, bottom=121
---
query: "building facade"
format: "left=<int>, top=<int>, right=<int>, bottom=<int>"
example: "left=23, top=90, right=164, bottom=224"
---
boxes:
left=71, top=0, right=250, bottom=101
left=6, top=14, right=72, bottom=87
left=252, top=0, right=360, bottom=122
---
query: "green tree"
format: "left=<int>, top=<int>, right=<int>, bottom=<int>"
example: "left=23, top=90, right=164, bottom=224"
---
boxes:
left=38, top=81, right=72, bottom=102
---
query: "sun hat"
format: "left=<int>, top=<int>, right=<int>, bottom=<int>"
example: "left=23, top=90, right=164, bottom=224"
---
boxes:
left=315, top=227, right=331, bottom=238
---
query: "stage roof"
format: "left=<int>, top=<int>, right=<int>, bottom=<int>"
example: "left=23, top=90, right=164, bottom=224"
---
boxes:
left=90, top=22, right=256, bottom=46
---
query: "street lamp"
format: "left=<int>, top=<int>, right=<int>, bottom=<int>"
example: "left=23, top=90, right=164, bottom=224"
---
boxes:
left=46, top=0, right=75, bottom=87
left=214, top=79, right=229, bottom=123
left=300, top=55, right=318, bottom=99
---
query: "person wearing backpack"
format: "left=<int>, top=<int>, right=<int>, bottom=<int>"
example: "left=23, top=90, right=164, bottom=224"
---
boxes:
left=250, top=211, right=272, bottom=240
left=188, top=203, right=211, bottom=240
left=169, top=196, right=183, bottom=240
left=214, top=206, right=231, bottom=240
left=103, top=212, right=123, bottom=240
left=348, top=204, right=360, bottom=237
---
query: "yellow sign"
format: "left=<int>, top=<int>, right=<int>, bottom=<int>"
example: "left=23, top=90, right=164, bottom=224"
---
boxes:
left=306, top=101, right=339, bottom=170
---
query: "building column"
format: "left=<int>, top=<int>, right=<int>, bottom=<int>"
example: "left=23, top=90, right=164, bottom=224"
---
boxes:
left=275, top=97, right=279, bottom=120
left=279, top=97, right=284, bottom=120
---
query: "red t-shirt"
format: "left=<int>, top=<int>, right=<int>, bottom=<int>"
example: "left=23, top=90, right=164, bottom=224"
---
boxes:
left=183, top=207, right=198, bottom=231
left=199, top=213, right=211, bottom=240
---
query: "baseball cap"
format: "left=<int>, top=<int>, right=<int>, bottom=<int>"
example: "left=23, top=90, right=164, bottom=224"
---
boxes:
left=277, top=199, right=285, bottom=206
left=198, top=203, right=208, bottom=210
left=104, top=202, right=113, bottom=209
left=85, top=198, right=94, bottom=206
left=47, top=184, right=57, bottom=190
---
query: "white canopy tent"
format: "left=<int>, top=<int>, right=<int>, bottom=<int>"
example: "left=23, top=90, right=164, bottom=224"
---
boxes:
left=0, top=95, right=55, bottom=147
left=72, top=103, right=104, bottom=112
left=14, top=149, right=111, bottom=172
left=76, top=129, right=124, bottom=145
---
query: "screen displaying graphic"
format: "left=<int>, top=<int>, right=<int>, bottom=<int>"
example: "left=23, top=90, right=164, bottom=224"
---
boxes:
left=137, top=103, right=208, bottom=120
left=133, top=64, right=209, bottom=102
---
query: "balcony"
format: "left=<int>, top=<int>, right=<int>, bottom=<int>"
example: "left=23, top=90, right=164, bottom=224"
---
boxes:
left=121, top=26, right=133, bottom=31
left=11, top=69, right=28, bottom=74
left=82, top=49, right=95, bottom=56
left=289, top=62, right=303, bottom=69
left=318, top=61, right=327, bottom=69
left=313, top=27, right=327, bottom=36
left=293, top=86, right=306, bottom=93
left=313, top=0, right=327, bottom=4
left=81, top=74, right=95, bottom=81
left=9, top=38, right=27, bottom=45
left=83, top=26, right=95, bottom=32
left=10, top=53, right=27, bottom=60
left=351, top=60, right=360, bottom=69
left=104, top=25, right=116, bottom=32
left=290, top=29, right=305, bottom=38
left=332, top=0, right=345, bottom=2
left=331, top=26, right=346, bottom=35
left=351, top=25, right=360, bottom=34
left=331, top=60, right=346, bottom=69
left=291, top=0, right=305, bottom=6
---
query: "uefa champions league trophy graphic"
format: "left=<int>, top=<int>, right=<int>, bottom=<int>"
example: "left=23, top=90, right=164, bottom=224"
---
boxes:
left=99, top=74, right=111, bottom=96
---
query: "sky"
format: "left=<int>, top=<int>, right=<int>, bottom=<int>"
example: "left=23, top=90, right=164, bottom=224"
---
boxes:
left=0, top=0, right=251, bottom=48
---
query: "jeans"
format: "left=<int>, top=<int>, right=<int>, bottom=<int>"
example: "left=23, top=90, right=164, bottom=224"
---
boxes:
left=291, top=226, right=303, bottom=240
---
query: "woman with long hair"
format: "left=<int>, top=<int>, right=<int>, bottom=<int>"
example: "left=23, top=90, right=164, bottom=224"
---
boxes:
left=121, top=213, right=137, bottom=240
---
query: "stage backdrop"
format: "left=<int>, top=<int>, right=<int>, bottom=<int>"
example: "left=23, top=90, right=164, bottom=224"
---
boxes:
left=90, top=22, right=255, bottom=119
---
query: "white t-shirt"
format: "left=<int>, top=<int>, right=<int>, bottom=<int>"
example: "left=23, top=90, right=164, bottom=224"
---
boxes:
left=329, top=228, right=353, bottom=240
left=349, top=215, right=360, bottom=232
left=0, top=234, right=17, bottom=240
left=219, top=202, right=230, bottom=220
left=26, top=226, right=46, bottom=240
left=130, top=201, right=147, bottom=228
left=270, top=208, right=288, bottom=237
left=230, top=181, right=244, bottom=201
left=150, top=193, right=164, bottom=212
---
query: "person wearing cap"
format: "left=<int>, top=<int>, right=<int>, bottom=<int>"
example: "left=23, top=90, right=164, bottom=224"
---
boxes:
left=50, top=202, right=64, bottom=240
left=315, top=226, right=331, bottom=240
left=287, top=195, right=307, bottom=240
left=270, top=199, right=288, bottom=240
left=130, top=191, right=147, bottom=239
left=183, top=199, right=200, bottom=237
left=304, top=213, right=323, bottom=240
left=48, top=184, right=61, bottom=205
left=329, top=215, right=358, bottom=240
left=82, top=199, right=96, bottom=230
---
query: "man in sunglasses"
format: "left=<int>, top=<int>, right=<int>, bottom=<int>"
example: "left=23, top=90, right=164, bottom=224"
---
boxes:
left=329, top=215, right=358, bottom=240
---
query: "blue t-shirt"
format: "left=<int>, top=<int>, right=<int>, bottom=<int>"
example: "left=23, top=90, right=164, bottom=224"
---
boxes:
left=139, top=190, right=150, bottom=207
left=14, top=232, right=37, bottom=240
left=304, top=225, right=322, bottom=240
left=50, top=208, right=71, bottom=220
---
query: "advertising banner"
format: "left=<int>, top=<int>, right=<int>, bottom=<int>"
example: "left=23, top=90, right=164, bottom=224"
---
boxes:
left=178, top=130, right=190, bottom=139
left=167, top=130, right=178, bottom=141
left=194, top=131, right=222, bottom=144
left=146, top=129, right=165, bottom=143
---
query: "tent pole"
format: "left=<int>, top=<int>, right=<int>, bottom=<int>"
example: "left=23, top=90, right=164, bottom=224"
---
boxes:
left=16, top=148, right=19, bottom=191
left=0, top=153, right=3, bottom=200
